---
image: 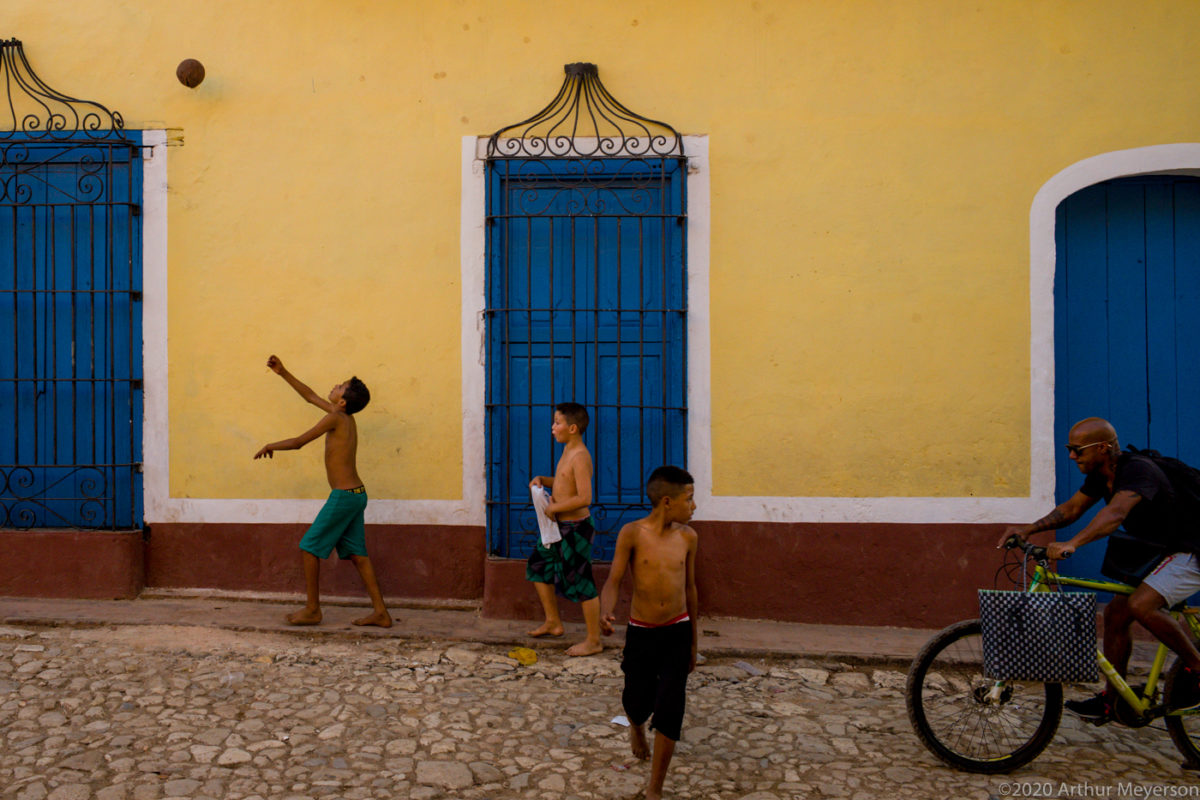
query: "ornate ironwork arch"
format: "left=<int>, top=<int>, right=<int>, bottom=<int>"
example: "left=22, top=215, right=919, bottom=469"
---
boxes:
left=1, top=38, right=125, bottom=140
left=487, top=62, right=683, bottom=159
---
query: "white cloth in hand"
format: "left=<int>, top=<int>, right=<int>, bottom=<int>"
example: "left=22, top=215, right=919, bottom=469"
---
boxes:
left=530, top=485, right=561, bottom=546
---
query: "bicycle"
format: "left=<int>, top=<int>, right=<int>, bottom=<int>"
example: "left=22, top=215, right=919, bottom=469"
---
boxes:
left=905, top=535, right=1200, bottom=773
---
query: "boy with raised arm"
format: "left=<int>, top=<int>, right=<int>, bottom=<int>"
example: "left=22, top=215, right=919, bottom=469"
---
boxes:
left=599, top=466, right=699, bottom=800
left=527, top=401, right=604, bottom=656
left=254, top=355, right=391, bottom=628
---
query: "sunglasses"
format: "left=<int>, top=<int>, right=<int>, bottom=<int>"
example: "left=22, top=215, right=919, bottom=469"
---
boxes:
left=1064, top=441, right=1110, bottom=456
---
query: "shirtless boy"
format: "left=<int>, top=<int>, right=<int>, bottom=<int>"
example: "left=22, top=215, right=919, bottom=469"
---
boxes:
left=599, top=465, right=699, bottom=800
left=527, top=401, right=603, bottom=656
left=254, top=355, right=391, bottom=628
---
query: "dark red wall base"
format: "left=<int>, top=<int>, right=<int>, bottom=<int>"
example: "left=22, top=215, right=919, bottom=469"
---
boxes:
left=480, top=521, right=1009, bottom=628
left=482, top=559, right=633, bottom=623
left=0, top=520, right=1011, bottom=628
left=145, top=523, right=486, bottom=600
left=0, top=529, right=144, bottom=599
left=690, top=520, right=1010, bottom=628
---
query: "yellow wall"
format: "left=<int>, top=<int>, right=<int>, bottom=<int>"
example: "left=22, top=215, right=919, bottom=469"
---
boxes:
left=10, top=0, right=1200, bottom=500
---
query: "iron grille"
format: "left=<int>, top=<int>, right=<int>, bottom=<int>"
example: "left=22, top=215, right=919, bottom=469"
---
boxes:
left=485, top=64, right=687, bottom=559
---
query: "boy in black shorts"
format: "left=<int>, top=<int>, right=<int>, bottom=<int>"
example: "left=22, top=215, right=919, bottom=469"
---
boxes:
left=600, top=466, right=699, bottom=800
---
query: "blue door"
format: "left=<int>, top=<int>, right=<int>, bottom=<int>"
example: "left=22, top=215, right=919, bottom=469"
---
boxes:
left=0, top=133, right=143, bottom=529
left=486, top=157, right=687, bottom=559
left=1054, top=175, right=1200, bottom=579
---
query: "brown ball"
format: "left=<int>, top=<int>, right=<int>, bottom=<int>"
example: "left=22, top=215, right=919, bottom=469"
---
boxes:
left=176, top=59, right=205, bottom=88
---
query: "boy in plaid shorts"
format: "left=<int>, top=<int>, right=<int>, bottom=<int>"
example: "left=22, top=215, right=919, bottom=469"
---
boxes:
left=527, top=402, right=602, bottom=656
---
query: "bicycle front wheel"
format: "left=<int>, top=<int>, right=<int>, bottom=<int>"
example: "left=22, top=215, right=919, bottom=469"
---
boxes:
left=906, top=619, right=1063, bottom=773
left=1164, top=659, right=1200, bottom=768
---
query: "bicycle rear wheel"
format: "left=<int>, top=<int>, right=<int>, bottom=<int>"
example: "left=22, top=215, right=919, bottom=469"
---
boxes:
left=906, top=619, right=1063, bottom=773
left=1164, top=659, right=1200, bottom=768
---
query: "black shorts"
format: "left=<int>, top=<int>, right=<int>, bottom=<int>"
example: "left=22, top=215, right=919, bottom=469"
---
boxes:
left=621, top=619, right=692, bottom=741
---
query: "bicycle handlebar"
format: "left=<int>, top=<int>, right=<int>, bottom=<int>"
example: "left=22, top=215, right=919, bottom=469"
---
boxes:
left=1001, top=534, right=1070, bottom=562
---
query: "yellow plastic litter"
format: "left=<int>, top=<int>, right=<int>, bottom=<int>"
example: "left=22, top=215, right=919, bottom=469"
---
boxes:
left=507, top=647, right=538, bottom=666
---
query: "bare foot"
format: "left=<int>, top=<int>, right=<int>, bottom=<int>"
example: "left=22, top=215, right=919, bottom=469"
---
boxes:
left=352, top=610, right=393, bottom=628
left=629, top=724, right=650, bottom=760
left=566, top=640, right=603, bottom=657
left=286, top=607, right=322, bottom=626
left=527, top=621, right=564, bottom=638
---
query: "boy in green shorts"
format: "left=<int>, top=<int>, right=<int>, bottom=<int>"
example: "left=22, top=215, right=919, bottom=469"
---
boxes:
left=254, top=355, right=392, bottom=628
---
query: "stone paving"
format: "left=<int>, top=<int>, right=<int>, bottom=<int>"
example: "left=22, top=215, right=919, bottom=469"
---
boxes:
left=1, top=623, right=1198, bottom=800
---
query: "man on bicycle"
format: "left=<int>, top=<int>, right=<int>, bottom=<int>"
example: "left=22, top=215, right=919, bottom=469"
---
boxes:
left=1000, top=417, right=1200, bottom=722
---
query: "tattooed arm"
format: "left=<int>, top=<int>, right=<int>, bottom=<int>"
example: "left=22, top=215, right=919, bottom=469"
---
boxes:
left=1046, top=490, right=1140, bottom=560
left=996, top=490, right=1099, bottom=548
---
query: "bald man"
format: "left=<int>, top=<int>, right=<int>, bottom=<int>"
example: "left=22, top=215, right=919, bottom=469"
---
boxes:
left=1000, top=417, right=1200, bottom=722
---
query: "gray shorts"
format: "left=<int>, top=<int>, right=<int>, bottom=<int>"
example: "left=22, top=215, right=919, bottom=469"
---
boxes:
left=1141, top=552, right=1200, bottom=607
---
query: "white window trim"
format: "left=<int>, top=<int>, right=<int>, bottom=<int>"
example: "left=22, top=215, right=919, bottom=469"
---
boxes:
left=468, top=136, right=708, bottom=530
left=141, top=132, right=484, bottom=525
left=472, top=135, right=1050, bottom=525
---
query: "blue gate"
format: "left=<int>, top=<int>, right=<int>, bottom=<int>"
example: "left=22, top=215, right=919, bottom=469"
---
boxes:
left=483, top=63, right=688, bottom=560
left=0, top=41, right=142, bottom=529
left=1054, top=175, right=1200, bottom=578
left=485, top=157, right=687, bottom=559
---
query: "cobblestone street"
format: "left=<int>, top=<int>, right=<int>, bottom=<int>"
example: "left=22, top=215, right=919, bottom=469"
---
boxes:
left=2, top=620, right=1199, bottom=800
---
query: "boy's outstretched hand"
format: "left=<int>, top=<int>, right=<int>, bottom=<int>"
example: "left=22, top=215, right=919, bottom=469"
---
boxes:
left=267, top=355, right=284, bottom=374
left=254, top=444, right=275, bottom=459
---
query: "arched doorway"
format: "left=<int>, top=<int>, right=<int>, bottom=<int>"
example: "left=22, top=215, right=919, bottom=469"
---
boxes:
left=1054, top=174, right=1200, bottom=578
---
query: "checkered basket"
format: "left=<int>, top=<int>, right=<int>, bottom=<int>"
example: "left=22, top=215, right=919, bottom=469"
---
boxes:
left=979, top=589, right=1098, bottom=683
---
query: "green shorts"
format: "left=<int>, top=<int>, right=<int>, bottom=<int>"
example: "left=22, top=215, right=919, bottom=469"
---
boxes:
left=526, top=517, right=598, bottom=602
left=299, top=488, right=368, bottom=559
